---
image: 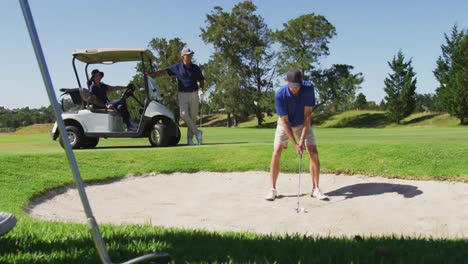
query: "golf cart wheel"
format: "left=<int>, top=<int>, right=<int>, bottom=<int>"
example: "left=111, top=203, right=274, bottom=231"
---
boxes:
left=59, top=125, right=83, bottom=149
left=82, top=137, right=99, bottom=149
left=170, top=127, right=181, bottom=146
left=149, top=123, right=170, bottom=147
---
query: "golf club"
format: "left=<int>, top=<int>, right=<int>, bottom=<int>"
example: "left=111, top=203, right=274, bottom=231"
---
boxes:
left=296, top=151, right=307, bottom=213
left=199, top=89, right=203, bottom=130
left=19, top=1, right=170, bottom=263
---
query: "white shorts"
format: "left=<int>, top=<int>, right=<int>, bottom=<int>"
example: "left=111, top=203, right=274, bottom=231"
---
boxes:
left=274, top=119, right=316, bottom=147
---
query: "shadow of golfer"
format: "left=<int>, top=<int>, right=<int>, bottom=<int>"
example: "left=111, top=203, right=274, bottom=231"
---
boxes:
left=325, top=183, right=423, bottom=199
left=276, top=193, right=308, bottom=199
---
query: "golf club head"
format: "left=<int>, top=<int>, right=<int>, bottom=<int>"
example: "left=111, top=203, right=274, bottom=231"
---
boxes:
left=295, top=207, right=307, bottom=213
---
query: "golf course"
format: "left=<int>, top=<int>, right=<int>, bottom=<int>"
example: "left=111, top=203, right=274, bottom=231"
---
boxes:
left=1, top=112, right=467, bottom=263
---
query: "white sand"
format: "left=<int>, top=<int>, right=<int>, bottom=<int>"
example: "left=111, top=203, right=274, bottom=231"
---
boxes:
left=27, top=171, right=468, bottom=238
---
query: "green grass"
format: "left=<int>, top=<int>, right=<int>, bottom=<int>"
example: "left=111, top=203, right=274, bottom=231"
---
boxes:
left=1, top=127, right=467, bottom=263
left=313, top=110, right=462, bottom=128
left=206, top=110, right=462, bottom=129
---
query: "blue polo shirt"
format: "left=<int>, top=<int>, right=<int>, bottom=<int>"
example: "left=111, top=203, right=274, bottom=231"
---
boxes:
left=89, top=82, right=110, bottom=104
left=167, top=61, right=204, bottom=92
left=275, top=80, right=316, bottom=127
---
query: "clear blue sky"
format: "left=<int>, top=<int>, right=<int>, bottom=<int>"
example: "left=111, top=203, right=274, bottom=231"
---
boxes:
left=1, top=0, right=466, bottom=109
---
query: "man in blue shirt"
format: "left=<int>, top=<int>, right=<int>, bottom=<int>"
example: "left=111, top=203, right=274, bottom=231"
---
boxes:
left=147, top=47, right=205, bottom=145
left=265, top=69, right=329, bottom=201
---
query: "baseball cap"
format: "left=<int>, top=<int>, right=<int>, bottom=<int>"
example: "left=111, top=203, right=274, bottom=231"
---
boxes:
left=287, top=69, right=302, bottom=88
left=181, top=47, right=194, bottom=56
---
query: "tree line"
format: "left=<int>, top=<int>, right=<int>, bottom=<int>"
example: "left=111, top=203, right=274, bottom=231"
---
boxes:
left=383, top=25, right=467, bottom=124
left=0, top=106, right=54, bottom=130
left=2, top=1, right=466, bottom=129
left=132, top=1, right=466, bottom=126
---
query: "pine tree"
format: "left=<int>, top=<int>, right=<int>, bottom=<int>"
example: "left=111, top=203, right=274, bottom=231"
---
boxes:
left=384, top=50, right=417, bottom=124
left=433, top=25, right=466, bottom=112
left=445, top=34, right=468, bottom=124
left=354, top=93, right=368, bottom=110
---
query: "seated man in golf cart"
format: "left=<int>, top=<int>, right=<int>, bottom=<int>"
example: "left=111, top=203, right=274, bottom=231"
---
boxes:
left=88, top=69, right=137, bottom=131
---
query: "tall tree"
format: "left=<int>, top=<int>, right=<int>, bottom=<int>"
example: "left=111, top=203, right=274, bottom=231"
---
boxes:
left=311, top=64, right=364, bottom=112
left=271, top=13, right=336, bottom=78
left=201, top=1, right=275, bottom=126
left=445, top=34, right=468, bottom=124
left=414, top=93, right=436, bottom=112
left=130, top=38, right=186, bottom=122
left=203, top=54, right=250, bottom=127
left=384, top=50, right=417, bottom=124
left=433, top=25, right=466, bottom=111
left=354, top=92, right=368, bottom=110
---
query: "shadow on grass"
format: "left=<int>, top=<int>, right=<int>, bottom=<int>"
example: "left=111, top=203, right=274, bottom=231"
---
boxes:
left=89, top=142, right=250, bottom=150
left=197, top=115, right=251, bottom=127
left=245, top=121, right=277, bottom=129
left=326, top=183, right=423, bottom=199
left=201, top=142, right=250, bottom=146
left=1, top=225, right=467, bottom=264
left=402, top=113, right=441, bottom=125
left=92, top=145, right=154, bottom=150
left=312, top=111, right=337, bottom=126
left=331, top=113, right=392, bottom=128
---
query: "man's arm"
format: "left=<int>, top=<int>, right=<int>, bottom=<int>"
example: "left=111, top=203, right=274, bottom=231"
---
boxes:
left=299, top=106, right=313, bottom=148
left=280, top=115, right=303, bottom=155
left=199, top=79, right=205, bottom=91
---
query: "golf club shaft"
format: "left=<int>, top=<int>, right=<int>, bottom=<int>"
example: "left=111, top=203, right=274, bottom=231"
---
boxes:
left=199, top=93, right=202, bottom=129
left=297, top=153, right=302, bottom=211
left=19, top=1, right=111, bottom=263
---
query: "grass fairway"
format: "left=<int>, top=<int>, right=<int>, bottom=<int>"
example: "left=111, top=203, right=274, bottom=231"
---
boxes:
left=1, top=127, right=467, bottom=263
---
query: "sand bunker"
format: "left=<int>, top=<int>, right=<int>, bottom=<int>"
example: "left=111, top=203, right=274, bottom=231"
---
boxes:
left=27, top=171, right=468, bottom=238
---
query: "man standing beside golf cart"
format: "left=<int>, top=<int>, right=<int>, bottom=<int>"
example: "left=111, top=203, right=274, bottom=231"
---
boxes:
left=88, top=69, right=137, bottom=131
left=265, top=69, right=329, bottom=201
left=146, top=47, right=204, bottom=145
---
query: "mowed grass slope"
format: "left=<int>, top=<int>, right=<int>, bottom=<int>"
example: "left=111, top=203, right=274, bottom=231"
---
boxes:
left=207, top=110, right=463, bottom=128
left=0, top=122, right=467, bottom=263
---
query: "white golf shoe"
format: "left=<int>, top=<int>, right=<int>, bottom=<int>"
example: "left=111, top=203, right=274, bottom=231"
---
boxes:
left=0, top=212, right=17, bottom=236
left=311, top=188, right=329, bottom=200
left=265, top=188, right=277, bottom=201
left=187, top=138, right=195, bottom=146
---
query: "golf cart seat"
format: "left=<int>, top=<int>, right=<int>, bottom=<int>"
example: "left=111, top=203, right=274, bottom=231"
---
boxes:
left=79, top=88, right=114, bottom=113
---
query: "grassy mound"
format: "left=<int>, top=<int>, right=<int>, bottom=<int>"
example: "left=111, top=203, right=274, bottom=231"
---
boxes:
left=13, top=123, right=53, bottom=134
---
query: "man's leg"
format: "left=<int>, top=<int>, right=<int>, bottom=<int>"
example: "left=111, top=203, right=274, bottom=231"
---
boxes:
left=265, top=144, right=283, bottom=201
left=110, top=99, right=131, bottom=125
left=270, top=144, right=284, bottom=189
left=266, top=121, right=288, bottom=201
left=306, top=141, right=328, bottom=200
left=179, top=93, right=198, bottom=144
left=306, top=144, right=320, bottom=188
left=188, top=92, right=202, bottom=144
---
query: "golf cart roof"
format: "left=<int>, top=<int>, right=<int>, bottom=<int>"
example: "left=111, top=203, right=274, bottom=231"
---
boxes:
left=73, top=48, right=157, bottom=64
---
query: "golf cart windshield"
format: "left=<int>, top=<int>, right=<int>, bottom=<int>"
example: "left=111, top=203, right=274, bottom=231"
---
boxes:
left=146, top=76, right=163, bottom=102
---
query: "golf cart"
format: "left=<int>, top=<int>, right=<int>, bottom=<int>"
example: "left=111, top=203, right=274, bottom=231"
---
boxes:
left=51, top=48, right=181, bottom=149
